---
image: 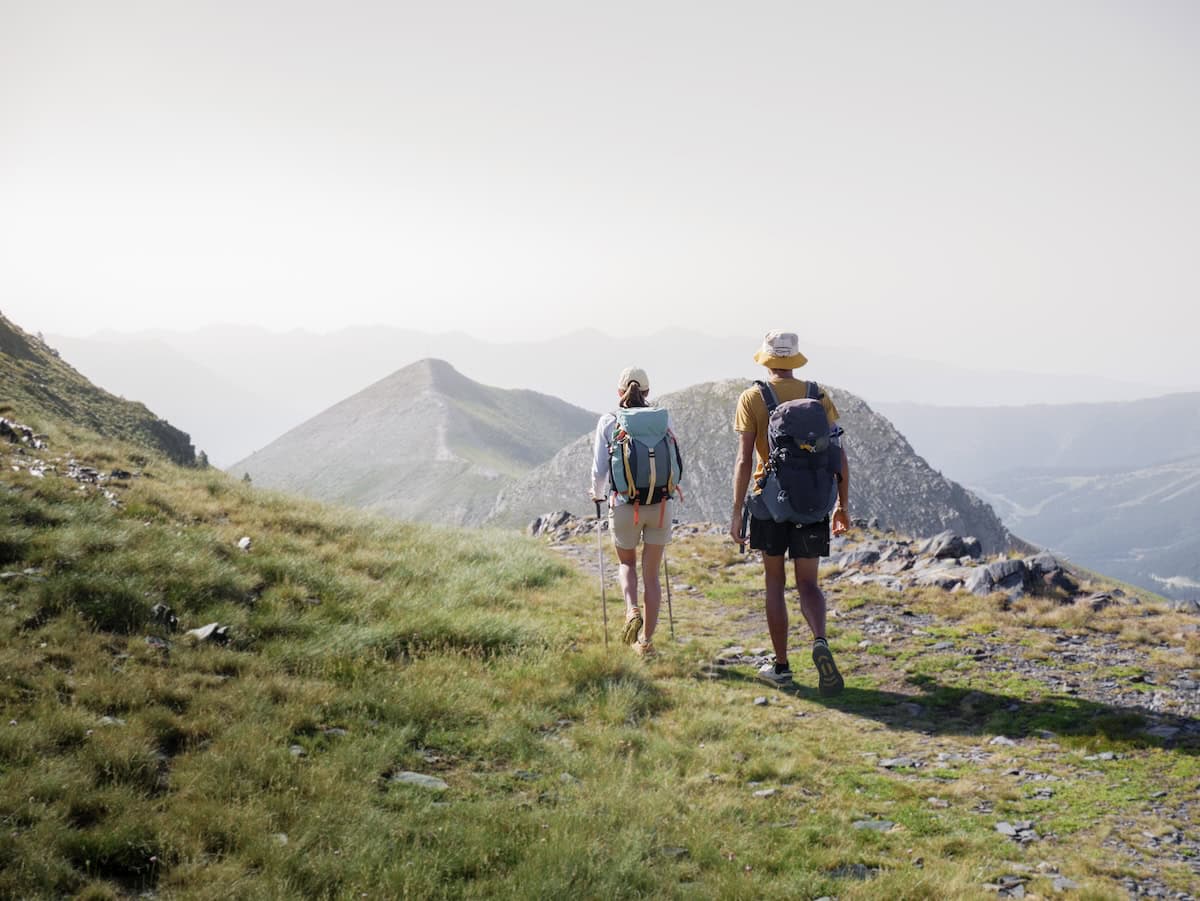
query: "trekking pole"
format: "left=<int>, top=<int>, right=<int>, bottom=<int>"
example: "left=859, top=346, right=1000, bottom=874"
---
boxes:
left=595, top=500, right=609, bottom=650
left=663, top=546, right=676, bottom=641
left=739, top=505, right=750, bottom=554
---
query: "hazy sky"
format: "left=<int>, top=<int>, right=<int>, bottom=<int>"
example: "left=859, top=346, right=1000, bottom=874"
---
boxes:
left=2, top=1, right=1197, bottom=386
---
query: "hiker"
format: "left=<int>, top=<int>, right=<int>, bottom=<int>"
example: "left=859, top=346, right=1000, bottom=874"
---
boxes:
left=590, top=366, right=684, bottom=659
left=730, top=331, right=850, bottom=695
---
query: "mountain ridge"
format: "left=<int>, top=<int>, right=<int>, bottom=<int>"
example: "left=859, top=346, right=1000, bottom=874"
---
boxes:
left=489, top=378, right=1014, bottom=554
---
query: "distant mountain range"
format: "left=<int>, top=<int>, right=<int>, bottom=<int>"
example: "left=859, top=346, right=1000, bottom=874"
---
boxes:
left=230, top=359, right=596, bottom=525
left=0, top=313, right=195, bottom=464
left=883, top=395, right=1200, bottom=601
left=490, top=378, right=1013, bottom=554
left=46, top=325, right=1188, bottom=466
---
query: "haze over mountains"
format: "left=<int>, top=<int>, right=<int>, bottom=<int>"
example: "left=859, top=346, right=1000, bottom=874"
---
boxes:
left=883, top=395, right=1200, bottom=601
left=47, top=325, right=1189, bottom=467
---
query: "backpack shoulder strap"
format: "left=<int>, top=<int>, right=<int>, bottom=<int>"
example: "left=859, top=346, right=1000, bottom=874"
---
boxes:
left=753, top=380, right=779, bottom=414
left=805, top=380, right=820, bottom=401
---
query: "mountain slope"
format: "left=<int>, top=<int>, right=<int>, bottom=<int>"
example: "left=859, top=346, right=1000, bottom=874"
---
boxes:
left=44, top=332, right=297, bottom=467
left=230, top=358, right=596, bottom=525
left=975, top=452, right=1200, bottom=601
left=489, top=379, right=1013, bottom=553
left=880, top=393, right=1200, bottom=483
left=881, top=394, right=1200, bottom=601
left=0, top=312, right=195, bottom=464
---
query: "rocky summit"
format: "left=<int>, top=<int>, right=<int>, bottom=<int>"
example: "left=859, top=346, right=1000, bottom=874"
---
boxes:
left=494, top=379, right=1013, bottom=553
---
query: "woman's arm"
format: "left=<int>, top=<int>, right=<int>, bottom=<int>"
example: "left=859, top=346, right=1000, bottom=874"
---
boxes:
left=590, top=415, right=615, bottom=500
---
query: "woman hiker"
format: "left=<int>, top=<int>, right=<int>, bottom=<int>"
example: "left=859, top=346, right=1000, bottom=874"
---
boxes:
left=590, top=366, right=684, bottom=659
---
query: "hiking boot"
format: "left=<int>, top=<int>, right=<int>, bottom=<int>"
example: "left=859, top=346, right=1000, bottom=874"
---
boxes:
left=812, top=642, right=844, bottom=697
left=622, top=607, right=643, bottom=645
left=632, top=638, right=657, bottom=659
left=757, top=660, right=793, bottom=686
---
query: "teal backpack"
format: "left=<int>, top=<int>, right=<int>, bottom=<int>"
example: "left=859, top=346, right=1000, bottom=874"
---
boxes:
left=608, top=408, right=683, bottom=522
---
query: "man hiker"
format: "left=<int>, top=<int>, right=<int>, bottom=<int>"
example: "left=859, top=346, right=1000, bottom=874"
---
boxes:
left=729, top=331, right=850, bottom=695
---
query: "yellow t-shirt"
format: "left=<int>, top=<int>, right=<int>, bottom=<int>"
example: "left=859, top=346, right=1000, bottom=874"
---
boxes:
left=734, top=379, right=840, bottom=484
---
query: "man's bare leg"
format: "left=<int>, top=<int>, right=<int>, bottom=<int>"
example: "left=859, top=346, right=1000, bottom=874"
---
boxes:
left=793, top=556, right=826, bottom=640
left=763, top=553, right=790, bottom=666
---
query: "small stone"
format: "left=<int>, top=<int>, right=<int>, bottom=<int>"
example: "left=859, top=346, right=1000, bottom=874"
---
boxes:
left=927, top=797, right=949, bottom=808
left=289, top=745, right=306, bottom=758
left=990, top=736, right=1017, bottom=746
left=829, top=862, right=878, bottom=879
left=879, top=757, right=918, bottom=769
left=852, top=819, right=894, bottom=832
left=996, top=821, right=1018, bottom=836
left=657, top=846, right=689, bottom=859
left=391, top=771, right=449, bottom=791
left=753, top=788, right=777, bottom=798
left=753, top=697, right=768, bottom=706
left=271, top=833, right=288, bottom=846
left=560, top=772, right=580, bottom=785
left=1052, top=876, right=1079, bottom=892
left=237, top=536, right=252, bottom=551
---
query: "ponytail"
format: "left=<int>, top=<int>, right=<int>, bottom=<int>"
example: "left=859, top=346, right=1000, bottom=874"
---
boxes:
left=619, top=381, right=648, bottom=408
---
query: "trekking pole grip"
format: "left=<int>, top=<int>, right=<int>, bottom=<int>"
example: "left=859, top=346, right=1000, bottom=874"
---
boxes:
left=594, top=500, right=602, bottom=519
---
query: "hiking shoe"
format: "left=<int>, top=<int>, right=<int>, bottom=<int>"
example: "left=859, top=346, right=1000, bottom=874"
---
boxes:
left=757, top=661, right=793, bottom=686
left=622, top=608, right=643, bottom=645
left=812, top=642, right=844, bottom=697
left=633, top=638, right=657, bottom=659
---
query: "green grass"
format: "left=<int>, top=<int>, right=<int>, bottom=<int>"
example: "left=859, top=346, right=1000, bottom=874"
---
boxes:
left=2, top=426, right=1200, bottom=898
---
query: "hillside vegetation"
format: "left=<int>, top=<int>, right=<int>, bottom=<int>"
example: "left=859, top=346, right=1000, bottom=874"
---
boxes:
left=0, top=313, right=195, bottom=465
left=3, top=404, right=1200, bottom=897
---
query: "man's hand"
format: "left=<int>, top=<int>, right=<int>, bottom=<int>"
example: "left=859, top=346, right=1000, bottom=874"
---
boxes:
left=730, top=509, right=745, bottom=545
left=832, top=508, right=850, bottom=536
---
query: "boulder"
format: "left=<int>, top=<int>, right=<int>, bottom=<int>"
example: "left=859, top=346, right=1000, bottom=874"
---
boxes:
left=529, top=511, right=573, bottom=537
left=924, top=530, right=968, bottom=559
left=961, top=536, right=983, bottom=559
left=964, top=566, right=994, bottom=596
left=986, top=558, right=1027, bottom=591
left=839, top=548, right=881, bottom=568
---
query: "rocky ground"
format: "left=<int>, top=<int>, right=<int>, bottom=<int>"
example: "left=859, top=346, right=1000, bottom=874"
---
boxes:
left=531, top=511, right=1200, bottom=899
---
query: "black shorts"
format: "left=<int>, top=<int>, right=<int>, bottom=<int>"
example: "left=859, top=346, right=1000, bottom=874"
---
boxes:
left=749, top=516, right=831, bottom=559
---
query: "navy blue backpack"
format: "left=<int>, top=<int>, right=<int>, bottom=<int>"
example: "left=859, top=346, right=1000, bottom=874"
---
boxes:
left=748, top=381, right=843, bottom=525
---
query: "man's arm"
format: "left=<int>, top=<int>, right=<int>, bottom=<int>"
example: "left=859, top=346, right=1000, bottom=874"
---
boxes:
left=730, top=430, right=756, bottom=543
left=832, top=447, right=850, bottom=535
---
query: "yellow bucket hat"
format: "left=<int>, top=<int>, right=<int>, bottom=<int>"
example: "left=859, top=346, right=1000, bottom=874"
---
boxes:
left=752, top=331, right=808, bottom=369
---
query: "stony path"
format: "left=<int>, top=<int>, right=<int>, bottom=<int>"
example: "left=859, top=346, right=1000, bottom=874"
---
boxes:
left=543, top=522, right=1200, bottom=900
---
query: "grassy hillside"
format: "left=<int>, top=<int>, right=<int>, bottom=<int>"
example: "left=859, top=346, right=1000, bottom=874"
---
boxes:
left=0, top=313, right=195, bottom=465
left=4, top=399, right=1200, bottom=896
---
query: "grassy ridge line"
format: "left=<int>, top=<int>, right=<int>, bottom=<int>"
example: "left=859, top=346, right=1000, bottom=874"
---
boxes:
left=0, top=313, right=196, bottom=464
left=2, top=427, right=1198, bottom=898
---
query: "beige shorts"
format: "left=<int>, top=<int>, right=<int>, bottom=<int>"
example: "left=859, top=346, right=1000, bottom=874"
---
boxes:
left=610, top=501, right=673, bottom=549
